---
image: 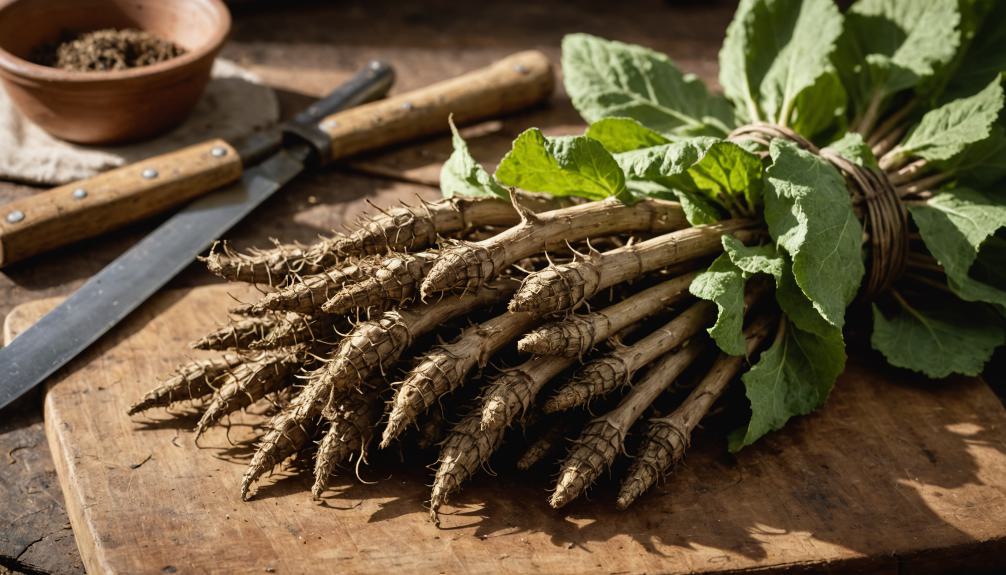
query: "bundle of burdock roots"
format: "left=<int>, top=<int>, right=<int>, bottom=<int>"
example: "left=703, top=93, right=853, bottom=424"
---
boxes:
left=130, top=0, right=1006, bottom=520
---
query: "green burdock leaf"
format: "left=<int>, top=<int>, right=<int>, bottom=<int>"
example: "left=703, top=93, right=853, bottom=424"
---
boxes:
left=562, top=34, right=734, bottom=137
left=942, top=124, right=1006, bottom=187
left=674, top=190, right=726, bottom=225
left=617, top=139, right=763, bottom=216
left=495, top=128, right=629, bottom=202
left=764, top=141, right=864, bottom=329
left=729, top=319, right=845, bottom=452
left=972, top=232, right=1006, bottom=292
left=895, top=74, right=1005, bottom=163
left=623, top=179, right=726, bottom=224
left=824, top=132, right=879, bottom=169
left=837, top=0, right=961, bottom=118
left=872, top=299, right=1005, bottom=378
left=440, top=117, right=509, bottom=199
left=690, top=253, right=748, bottom=356
left=719, top=0, right=843, bottom=127
left=615, top=138, right=717, bottom=182
left=909, top=188, right=1006, bottom=308
left=787, top=69, right=848, bottom=141
left=585, top=117, right=670, bottom=153
left=721, top=236, right=785, bottom=278
left=942, top=1, right=1006, bottom=102
left=721, top=236, right=835, bottom=338
left=687, top=141, right=764, bottom=214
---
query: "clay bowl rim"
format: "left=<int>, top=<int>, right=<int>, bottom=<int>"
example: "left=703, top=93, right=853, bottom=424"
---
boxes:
left=0, top=0, right=231, bottom=84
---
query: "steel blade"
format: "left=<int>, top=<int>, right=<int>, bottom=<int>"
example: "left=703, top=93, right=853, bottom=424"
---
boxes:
left=0, top=147, right=308, bottom=411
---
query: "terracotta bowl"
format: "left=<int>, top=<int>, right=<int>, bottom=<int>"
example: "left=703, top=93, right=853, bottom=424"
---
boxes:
left=0, top=0, right=230, bottom=144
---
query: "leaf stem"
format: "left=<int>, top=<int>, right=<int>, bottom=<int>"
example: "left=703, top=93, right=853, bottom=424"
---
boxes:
left=879, top=149, right=909, bottom=172
left=906, top=253, right=943, bottom=274
left=866, top=99, right=916, bottom=147
left=871, top=124, right=909, bottom=159
left=891, top=290, right=931, bottom=326
left=904, top=271, right=953, bottom=294
left=854, top=89, right=886, bottom=137
left=887, top=159, right=928, bottom=186
left=895, top=173, right=952, bottom=198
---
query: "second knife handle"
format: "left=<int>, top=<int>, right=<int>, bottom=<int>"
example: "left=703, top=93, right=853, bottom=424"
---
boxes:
left=282, top=61, right=395, bottom=161
left=317, top=50, right=554, bottom=163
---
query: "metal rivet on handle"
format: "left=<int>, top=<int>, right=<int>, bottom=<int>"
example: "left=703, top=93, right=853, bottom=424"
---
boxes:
left=369, top=60, right=382, bottom=71
left=73, top=188, right=87, bottom=200
left=211, top=146, right=228, bottom=158
left=400, top=101, right=414, bottom=111
left=6, top=210, right=24, bottom=224
left=514, top=64, right=529, bottom=74
left=142, top=168, right=159, bottom=180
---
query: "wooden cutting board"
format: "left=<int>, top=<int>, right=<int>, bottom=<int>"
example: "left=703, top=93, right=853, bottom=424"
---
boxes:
left=7, top=285, right=1006, bottom=574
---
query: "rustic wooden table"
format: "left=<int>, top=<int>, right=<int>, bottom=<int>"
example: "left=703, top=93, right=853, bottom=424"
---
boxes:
left=0, top=2, right=1003, bottom=574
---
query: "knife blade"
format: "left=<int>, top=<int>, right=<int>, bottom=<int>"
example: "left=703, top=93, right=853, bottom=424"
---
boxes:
left=0, top=49, right=556, bottom=411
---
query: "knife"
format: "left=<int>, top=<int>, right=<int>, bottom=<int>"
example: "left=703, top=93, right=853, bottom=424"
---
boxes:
left=0, top=62, right=396, bottom=268
left=0, top=50, right=555, bottom=411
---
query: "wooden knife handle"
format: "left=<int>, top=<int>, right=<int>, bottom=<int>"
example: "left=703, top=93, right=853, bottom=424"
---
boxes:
left=0, top=139, right=241, bottom=267
left=318, top=50, right=554, bottom=161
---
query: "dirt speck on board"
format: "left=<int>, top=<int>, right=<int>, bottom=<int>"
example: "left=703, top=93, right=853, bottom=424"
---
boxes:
left=31, top=28, right=185, bottom=71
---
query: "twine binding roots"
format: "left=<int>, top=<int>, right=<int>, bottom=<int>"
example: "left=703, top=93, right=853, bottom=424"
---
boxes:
left=729, top=122, right=908, bottom=297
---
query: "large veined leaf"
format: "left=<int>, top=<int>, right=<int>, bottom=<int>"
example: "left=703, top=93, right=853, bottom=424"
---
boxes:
left=690, top=253, right=748, bottom=356
left=623, top=178, right=726, bottom=225
left=895, top=74, right=1005, bottom=163
left=584, top=117, right=670, bottom=153
left=909, top=188, right=1006, bottom=308
left=615, top=138, right=717, bottom=182
left=729, top=318, right=845, bottom=451
left=495, top=128, right=629, bottom=202
left=674, top=190, right=726, bottom=225
left=942, top=0, right=1006, bottom=102
left=719, top=0, right=843, bottom=126
left=562, top=34, right=734, bottom=137
left=616, top=139, right=721, bottom=213
left=721, top=236, right=835, bottom=338
left=617, top=139, right=763, bottom=217
left=942, top=124, right=1006, bottom=186
left=687, top=141, right=764, bottom=215
left=837, top=0, right=961, bottom=118
left=824, top=132, right=880, bottom=169
left=872, top=300, right=1005, bottom=378
left=440, top=117, right=508, bottom=199
left=972, top=232, right=1006, bottom=292
left=787, top=69, right=848, bottom=141
left=764, top=141, right=864, bottom=329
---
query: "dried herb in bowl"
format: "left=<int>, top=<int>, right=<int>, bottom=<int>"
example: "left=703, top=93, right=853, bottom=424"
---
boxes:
left=31, top=28, right=185, bottom=71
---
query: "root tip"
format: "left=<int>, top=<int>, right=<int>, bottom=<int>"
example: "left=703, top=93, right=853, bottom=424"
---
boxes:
left=549, top=489, right=570, bottom=509
left=615, top=495, right=634, bottom=511
left=379, top=419, right=401, bottom=449
left=311, top=481, right=326, bottom=500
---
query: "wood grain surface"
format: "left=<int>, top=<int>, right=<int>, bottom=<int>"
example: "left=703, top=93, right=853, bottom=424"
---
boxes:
left=5, top=285, right=1006, bottom=574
